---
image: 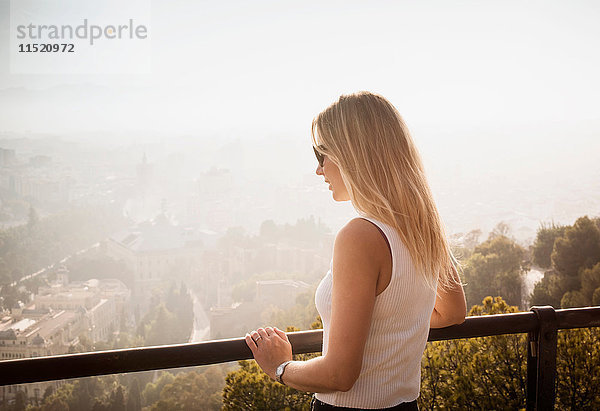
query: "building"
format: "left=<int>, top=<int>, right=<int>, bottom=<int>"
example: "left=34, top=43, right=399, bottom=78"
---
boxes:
left=255, top=279, right=311, bottom=310
left=33, top=268, right=127, bottom=343
left=0, top=269, right=130, bottom=406
left=0, top=310, right=79, bottom=406
left=0, top=148, right=16, bottom=167
left=105, top=214, right=211, bottom=309
left=0, top=306, right=85, bottom=361
left=209, top=302, right=261, bottom=340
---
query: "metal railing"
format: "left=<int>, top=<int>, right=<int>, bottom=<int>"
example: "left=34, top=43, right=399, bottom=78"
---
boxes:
left=1, top=305, right=599, bottom=410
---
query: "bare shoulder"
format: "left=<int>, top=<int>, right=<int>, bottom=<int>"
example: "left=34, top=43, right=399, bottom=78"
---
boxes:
left=334, top=217, right=389, bottom=264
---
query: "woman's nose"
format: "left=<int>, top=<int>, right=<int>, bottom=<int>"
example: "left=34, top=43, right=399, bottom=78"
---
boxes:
left=316, top=164, right=324, bottom=175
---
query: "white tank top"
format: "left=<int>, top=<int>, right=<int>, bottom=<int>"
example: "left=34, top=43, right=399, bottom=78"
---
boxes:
left=314, top=216, right=437, bottom=409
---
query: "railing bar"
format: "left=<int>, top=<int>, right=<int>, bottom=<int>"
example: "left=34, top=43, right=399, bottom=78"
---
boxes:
left=0, top=331, right=322, bottom=386
left=0, top=307, right=598, bottom=387
left=428, top=311, right=538, bottom=341
left=555, top=306, right=600, bottom=329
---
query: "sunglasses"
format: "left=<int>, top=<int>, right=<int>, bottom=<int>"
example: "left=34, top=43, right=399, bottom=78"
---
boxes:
left=313, top=145, right=326, bottom=167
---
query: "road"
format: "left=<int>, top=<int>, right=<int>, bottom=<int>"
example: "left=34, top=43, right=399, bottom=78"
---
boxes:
left=189, top=290, right=210, bottom=343
left=2, top=242, right=100, bottom=290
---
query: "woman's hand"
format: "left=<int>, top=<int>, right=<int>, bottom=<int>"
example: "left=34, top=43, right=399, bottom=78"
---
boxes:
left=245, top=327, right=292, bottom=380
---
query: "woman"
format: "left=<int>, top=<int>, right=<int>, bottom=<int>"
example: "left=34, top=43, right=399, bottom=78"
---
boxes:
left=246, top=91, right=466, bottom=410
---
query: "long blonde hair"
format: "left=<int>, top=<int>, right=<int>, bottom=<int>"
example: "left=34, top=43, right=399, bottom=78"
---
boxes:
left=312, top=91, right=457, bottom=289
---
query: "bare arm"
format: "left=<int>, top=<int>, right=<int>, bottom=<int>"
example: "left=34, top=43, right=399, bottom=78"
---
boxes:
left=429, top=265, right=467, bottom=328
left=246, top=219, right=384, bottom=392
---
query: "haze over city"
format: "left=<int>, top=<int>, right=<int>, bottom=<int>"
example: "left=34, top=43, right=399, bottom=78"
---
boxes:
left=1, top=0, right=598, bottom=240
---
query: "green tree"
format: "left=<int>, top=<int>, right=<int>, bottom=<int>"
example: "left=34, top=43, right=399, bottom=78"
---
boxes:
left=555, top=327, right=600, bottom=409
left=532, top=223, right=566, bottom=268
left=42, top=386, right=53, bottom=402
left=14, top=390, right=27, bottom=411
left=551, top=216, right=600, bottom=280
left=142, top=372, right=175, bottom=407
left=150, top=371, right=219, bottom=411
left=221, top=323, right=321, bottom=410
left=462, top=236, right=527, bottom=308
left=110, top=386, right=125, bottom=411
left=222, top=360, right=312, bottom=411
left=560, top=290, right=588, bottom=308
left=420, top=296, right=600, bottom=409
left=489, top=221, right=512, bottom=240
left=34, top=383, right=74, bottom=411
left=144, top=304, right=181, bottom=346
left=27, top=205, right=39, bottom=233
left=530, top=271, right=564, bottom=308
left=71, top=378, right=93, bottom=410
left=40, top=397, right=69, bottom=411
left=269, top=287, right=319, bottom=331
left=580, top=262, right=600, bottom=305
left=420, top=297, right=527, bottom=409
left=259, top=220, right=280, bottom=242
left=126, top=378, right=142, bottom=411
left=531, top=216, right=600, bottom=308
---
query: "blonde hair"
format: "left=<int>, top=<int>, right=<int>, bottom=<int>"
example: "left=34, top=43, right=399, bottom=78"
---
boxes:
left=312, top=91, right=457, bottom=289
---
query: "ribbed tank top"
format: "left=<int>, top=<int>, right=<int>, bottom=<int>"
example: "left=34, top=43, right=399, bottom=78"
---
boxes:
left=314, top=216, right=437, bottom=409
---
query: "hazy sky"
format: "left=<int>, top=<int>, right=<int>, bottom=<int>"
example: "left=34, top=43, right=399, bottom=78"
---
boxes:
left=1, top=1, right=599, bottom=229
left=1, top=0, right=599, bottom=134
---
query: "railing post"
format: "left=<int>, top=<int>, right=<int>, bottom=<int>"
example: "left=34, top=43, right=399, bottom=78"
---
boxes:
left=527, top=306, right=558, bottom=411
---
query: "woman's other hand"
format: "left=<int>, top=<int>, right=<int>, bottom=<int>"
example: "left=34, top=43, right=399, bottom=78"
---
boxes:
left=245, top=327, right=292, bottom=380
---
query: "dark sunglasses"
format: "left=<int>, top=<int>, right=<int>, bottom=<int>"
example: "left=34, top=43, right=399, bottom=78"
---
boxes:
left=313, top=145, right=326, bottom=167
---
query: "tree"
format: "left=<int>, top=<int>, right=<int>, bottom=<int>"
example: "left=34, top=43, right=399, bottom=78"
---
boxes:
left=555, top=327, right=600, bottom=409
left=531, top=216, right=600, bottom=308
left=34, top=382, right=74, bottom=411
left=150, top=371, right=219, bottom=411
left=221, top=323, right=321, bottom=410
left=42, top=386, right=54, bottom=402
left=462, top=235, right=527, bottom=308
left=530, top=271, right=564, bottom=308
left=126, top=378, right=142, bottom=411
left=143, top=304, right=183, bottom=346
left=71, top=378, right=93, bottom=410
left=551, top=216, right=600, bottom=280
left=580, top=262, right=600, bottom=305
left=259, top=220, right=280, bottom=242
left=420, top=296, right=600, bottom=409
left=142, top=372, right=175, bottom=407
left=489, top=221, right=512, bottom=240
left=560, top=290, right=587, bottom=308
left=14, top=390, right=27, bottom=411
left=222, top=360, right=312, bottom=411
left=593, top=288, right=600, bottom=306
left=420, top=297, right=527, bottom=409
left=532, top=223, right=566, bottom=268
left=27, top=205, right=39, bottom=233
left=110, top=386, right=125, bottom=411
left=463, top=229, right=482, bottom=250
left=42, top=398, right=70, bottom=411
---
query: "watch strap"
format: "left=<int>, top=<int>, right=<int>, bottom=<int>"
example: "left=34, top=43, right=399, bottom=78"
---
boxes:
left=275, top=360, right=293, bottom=384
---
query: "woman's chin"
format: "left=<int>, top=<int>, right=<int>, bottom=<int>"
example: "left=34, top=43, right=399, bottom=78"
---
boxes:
left=332, top=192, right=350, bottom=202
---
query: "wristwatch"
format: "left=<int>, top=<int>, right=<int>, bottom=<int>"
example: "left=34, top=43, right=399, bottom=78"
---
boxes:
left=275, top=360, right=293, bottom=384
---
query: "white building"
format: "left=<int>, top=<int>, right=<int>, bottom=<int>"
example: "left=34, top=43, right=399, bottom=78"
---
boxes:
left=105, top=215, right=209, bottom=303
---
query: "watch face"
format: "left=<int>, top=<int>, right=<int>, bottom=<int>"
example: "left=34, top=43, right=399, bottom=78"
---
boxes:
left=276, top=362, right=288, bottom=382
